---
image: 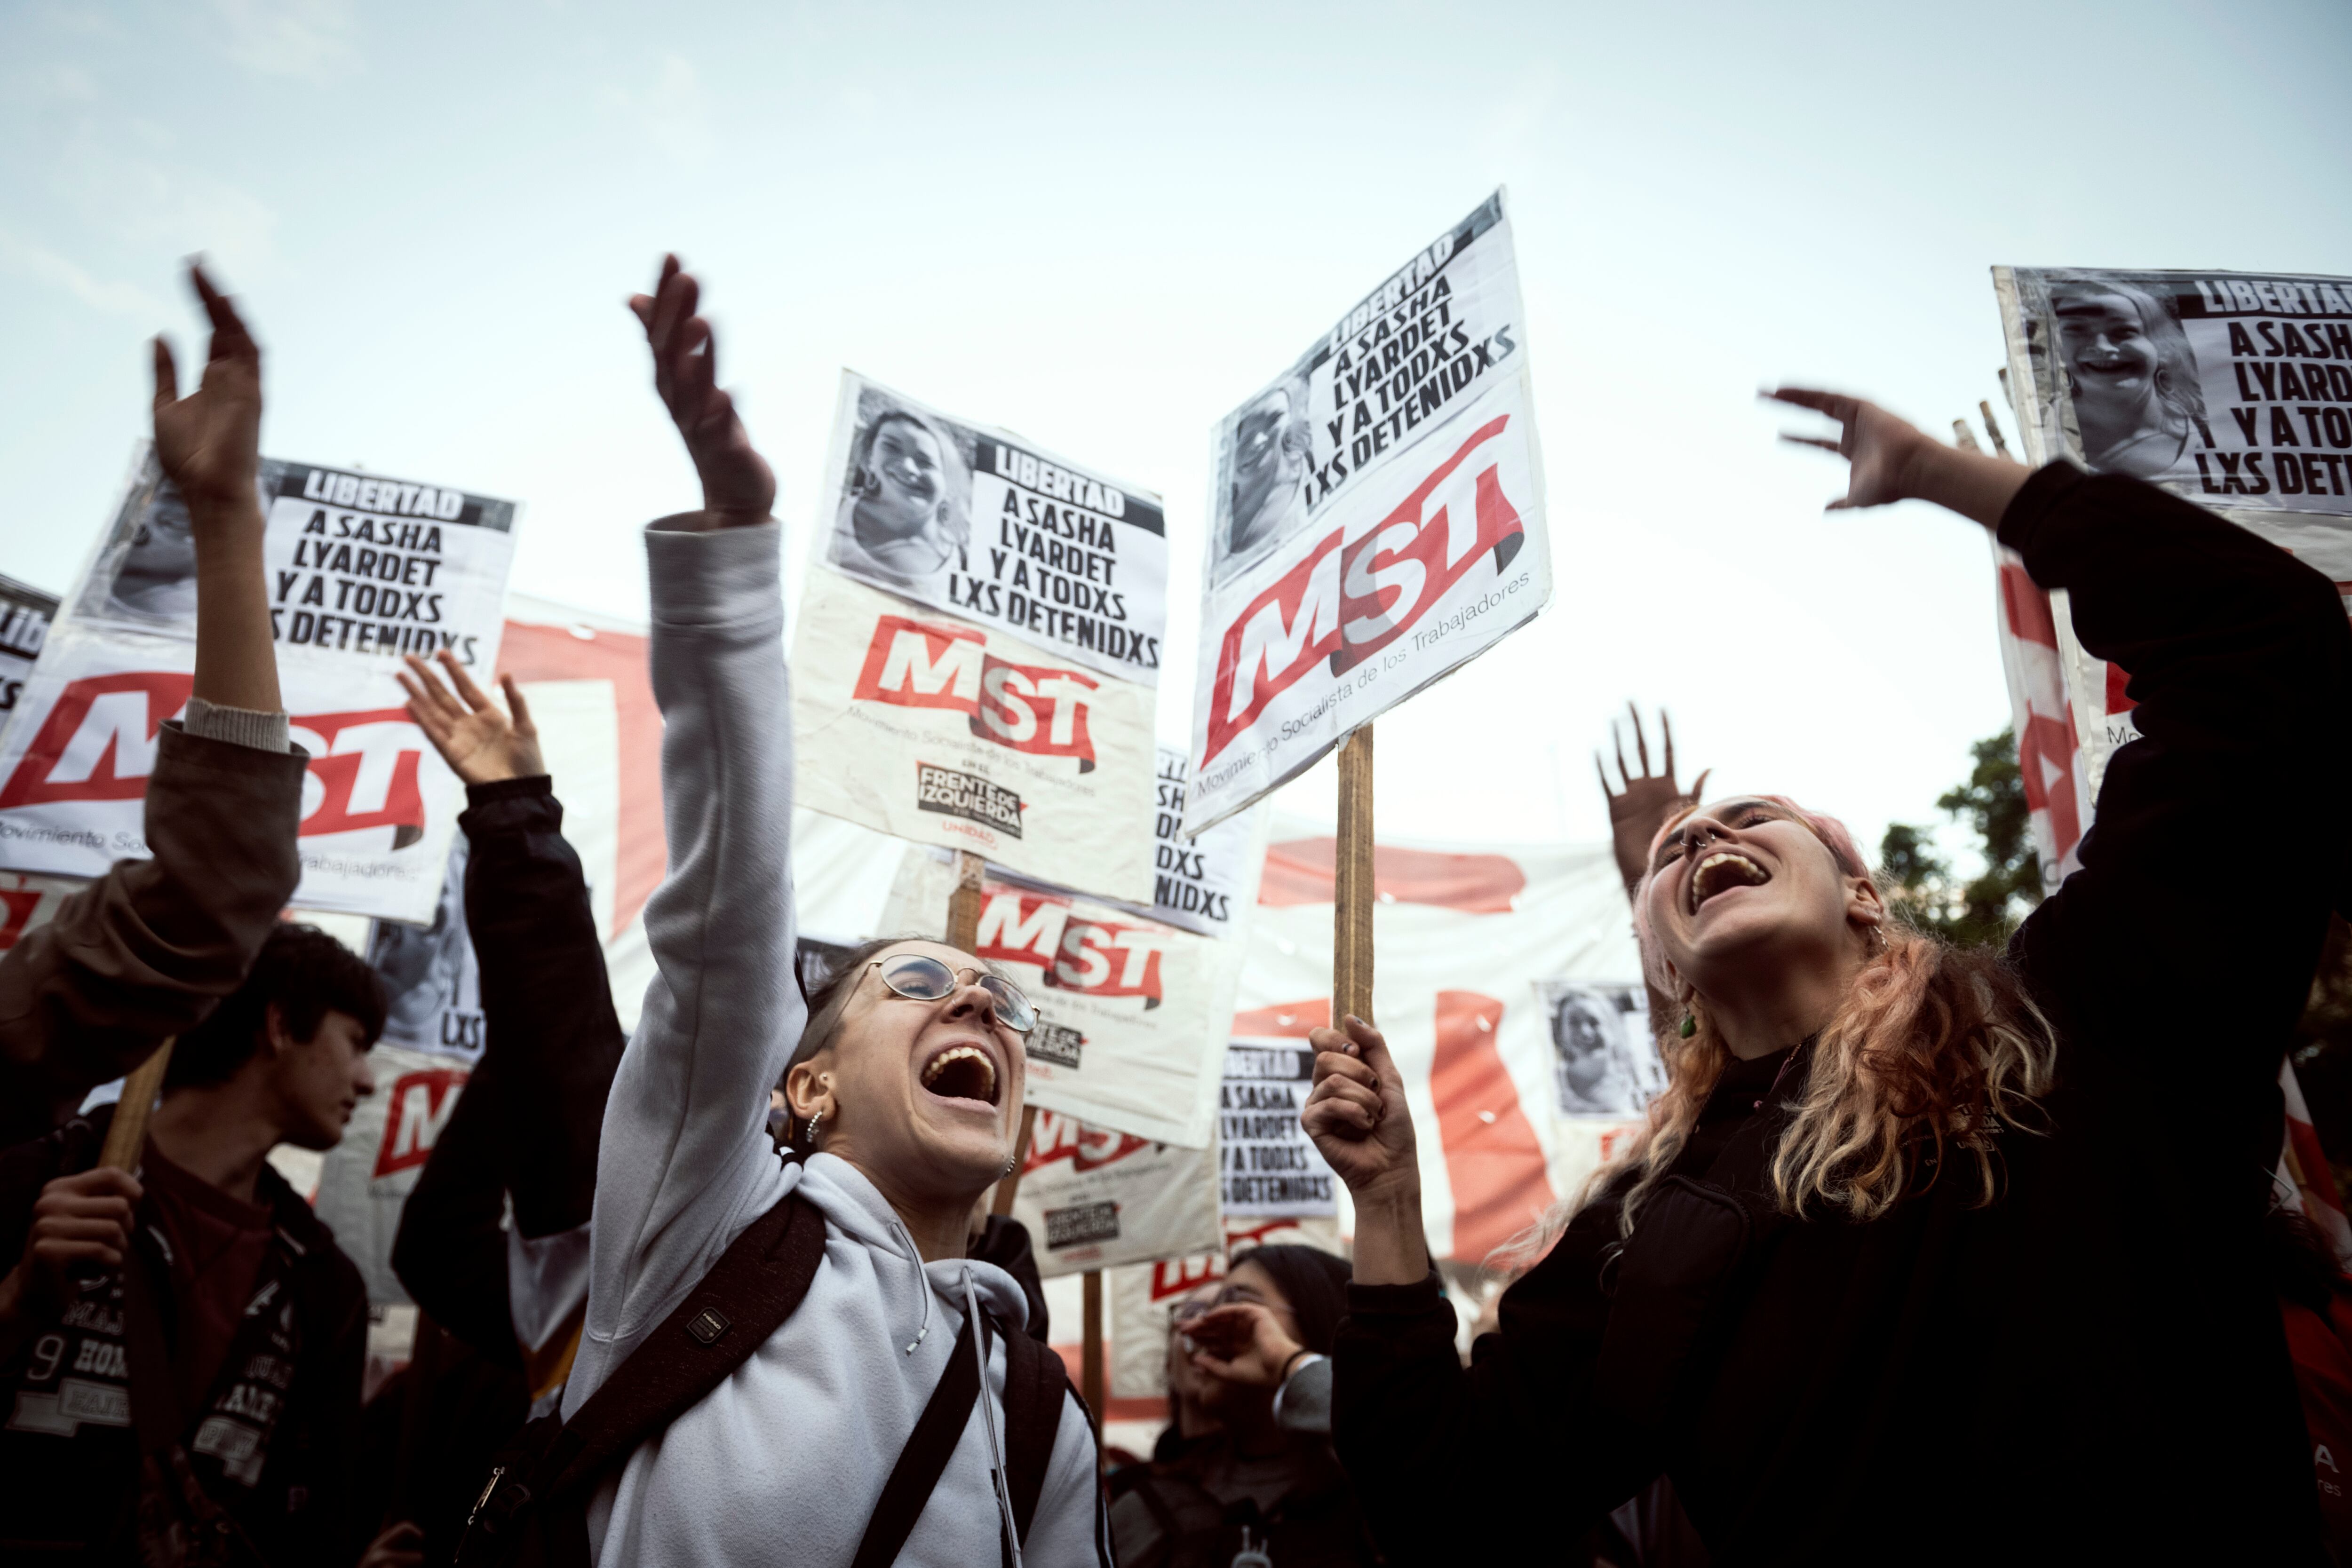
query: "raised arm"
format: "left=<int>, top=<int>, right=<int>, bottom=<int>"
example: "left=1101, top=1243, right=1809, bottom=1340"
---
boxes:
left=1766, top=386, right=2352, bottom=1082
left=566, top=258, right=801, bottom=1404
left=0, top=263, right=303, bottom=1141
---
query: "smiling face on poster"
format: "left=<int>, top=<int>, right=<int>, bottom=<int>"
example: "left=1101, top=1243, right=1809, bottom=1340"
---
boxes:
left=1184, top=190, right=1552, bottom=834
left=817, top=372, right=1168, bottom=685
left=0, top=446, right=518, bottom=922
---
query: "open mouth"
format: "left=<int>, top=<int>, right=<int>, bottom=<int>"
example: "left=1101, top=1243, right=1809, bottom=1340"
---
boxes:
left=920, top=1043, right=1000, bottom=1108
left=1690, top=851, right=1771, bottom=913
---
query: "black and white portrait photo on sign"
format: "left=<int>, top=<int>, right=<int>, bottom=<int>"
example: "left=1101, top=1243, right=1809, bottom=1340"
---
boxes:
left=2042, top=271, right=2208, bottom=483
left=366, top=833, right=484, bottom=1062
left=1212, top=368, right=1314, bottom=587
left=827, top=386, right=974, bottom=593
left=1538, top=981, right=1663, bottom=1117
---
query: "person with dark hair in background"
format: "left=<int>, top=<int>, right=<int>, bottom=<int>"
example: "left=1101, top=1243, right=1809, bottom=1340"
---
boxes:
left=1308, top=391, right=2352, bottom=1563
left=1110, top=1245, right=1381, bottom=1567
left=1152, top=1279, right=1226, bottom=1466
left=0, top=923, right=386, bottom=1564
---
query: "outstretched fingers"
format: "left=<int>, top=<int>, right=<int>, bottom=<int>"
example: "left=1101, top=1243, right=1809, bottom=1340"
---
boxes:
left=188, top=261, right=254, bottom=363
left=151, top=337, right=178, bottom=418
left=432, top=647, right=494, bottom=711
left=1627, top=701, right=1652, bottom=774
left=499, top=674, right=534, bottom=736
left=397, top=654, right=464, bottom=727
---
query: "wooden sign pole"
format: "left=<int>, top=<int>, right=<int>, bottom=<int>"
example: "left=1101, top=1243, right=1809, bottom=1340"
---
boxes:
left=100, top=1041, right=175, bottom=1171
left=1333, top=726, right=1376, bottom=1026
left=1081, top=1268, right=1105, bottom=1444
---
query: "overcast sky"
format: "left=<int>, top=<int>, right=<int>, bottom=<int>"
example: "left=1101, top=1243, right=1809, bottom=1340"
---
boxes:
left=5, top=0, right=2347, bottom=858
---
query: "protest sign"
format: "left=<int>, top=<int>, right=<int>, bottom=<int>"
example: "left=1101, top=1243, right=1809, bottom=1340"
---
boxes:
left=1136, top=745, right=1266, bottom=939
left=1007, top=1109, right=1221, bottom=1278
left=1537, top=980, right=1665, bottom=1117
left=1219, top=1038, right=1338, bottom=1218
left=0, top=870, right=76, bottom=953
left=1182, top=191, right=1552, bottom=834
left=881, top=849, right=1232, bottom=1147
left=0, top=449, right=519, bottom=922
left=307, top=1042, right=469, bottom=1305
left=0, top=574, right=56, bottom=739
left=795, top=570, right=1157, bottom=902
left=814, top=372, right=1167, bottom=685
left=1994, top=267, right=2352, bottom=824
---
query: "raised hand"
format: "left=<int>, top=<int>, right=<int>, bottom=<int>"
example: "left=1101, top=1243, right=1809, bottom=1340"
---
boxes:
left=1765, top=386, right=2029, bottom=529
left=629, top=254, right=775, bottom=527
left=397, top=650, right=544, bottom=786
left=1184, top=1301, right=1308, bottom=1389
left=1597, top=703, right=1709, bottom=899
left=152, top=262, right=262, bottom=515
left=1302, top=1015, right=1417, bottom=1200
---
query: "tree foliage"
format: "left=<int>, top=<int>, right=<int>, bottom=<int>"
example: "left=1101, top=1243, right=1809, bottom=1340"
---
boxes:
left=1878, top=729, right=2044, bottom=949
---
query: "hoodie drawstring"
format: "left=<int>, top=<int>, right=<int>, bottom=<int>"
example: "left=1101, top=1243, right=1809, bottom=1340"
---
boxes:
left=887, top=1212, right=933, bottom=1355
left=962, top=1267, right=1024, bottom=1568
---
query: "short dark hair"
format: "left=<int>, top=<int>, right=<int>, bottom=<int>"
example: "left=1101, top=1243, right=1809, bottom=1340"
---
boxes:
left=166, top=923, right=387, bottom=1090
left=1229, top=1243, right=1353, bottom=1355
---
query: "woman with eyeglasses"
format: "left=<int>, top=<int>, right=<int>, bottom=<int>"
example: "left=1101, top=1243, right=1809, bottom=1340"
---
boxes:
left=1110, top=1245, right=1383, bottom=1567
left=551, top=257, right=1108, bottom=1566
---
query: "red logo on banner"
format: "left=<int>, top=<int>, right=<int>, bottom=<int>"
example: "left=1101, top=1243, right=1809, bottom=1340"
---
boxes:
left=851, top=615, right=1100, bottom=771
left=373, top=1067, right=468, bottom=1179
left=1203, top=414, right=1525, bottom=765
left=0, top=676, right=429, bottom=839
left=0, top=886, right=44, bottom=950
left=1021, top=1109, right=1152, bottom=1176
left=970, top=889, right=1164, bottom=1006
left=0, top=672, right=196, bottom=808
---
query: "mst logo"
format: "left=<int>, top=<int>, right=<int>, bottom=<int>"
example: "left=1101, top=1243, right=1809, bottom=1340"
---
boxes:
left=852, top=614, right=1100, bottom=772
left=973, top=889, right=1166, bottom=1007
left=1203, top=412, right=1526, bottom=764
left=1022, top=1108, right=1152, bottom=1176
left=0, top=671, right=429, bottom=839
left=373, top=1066, right=468, bottom=1179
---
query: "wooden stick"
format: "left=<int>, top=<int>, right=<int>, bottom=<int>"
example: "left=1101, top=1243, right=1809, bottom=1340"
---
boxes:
left=1081, top=1268, right=1105, bottom=1443
left=100, top=1041, right=175, bottom=1171
left=1333, top=726, right=1376, bottom=1026
left=989, top=1103, right=1038, bottom=1217
left=1978, top=400, right=2017, bottom=462
left=1951, top=419, right=1984, bottom=452
left=945, top=849, right=986, bottom=950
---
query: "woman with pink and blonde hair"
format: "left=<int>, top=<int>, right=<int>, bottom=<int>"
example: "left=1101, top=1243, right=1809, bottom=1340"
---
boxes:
left=1303, top=388, right=2352, bottom=1565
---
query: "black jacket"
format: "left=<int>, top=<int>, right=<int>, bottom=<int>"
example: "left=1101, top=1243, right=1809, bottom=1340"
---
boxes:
left=0, top=1105, right=368, bottom=1564
left=1333, top=466, right=2352, bottom=1565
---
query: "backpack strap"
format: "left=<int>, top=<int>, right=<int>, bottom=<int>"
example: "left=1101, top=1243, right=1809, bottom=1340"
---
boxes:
left=460, top=1191, right=826, bottom=1563
left=999, top=1320, right=1071, bottom=1540
left=848, top=1309, right=985, bottom=1568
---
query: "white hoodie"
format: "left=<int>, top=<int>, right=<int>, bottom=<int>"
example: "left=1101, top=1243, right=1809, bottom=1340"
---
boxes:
left=563, top=516, right=1104, bottom=1565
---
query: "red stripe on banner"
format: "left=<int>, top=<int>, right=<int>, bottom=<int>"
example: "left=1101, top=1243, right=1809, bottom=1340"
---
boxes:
left=500, top=619, right=663, bottom=937
left=1429, top=990, right=1553, bottom=1264
left=1259, top=838, right=1525, bottom=913
left=2103, top=658, right=2137, bottom=716
left=1230, top=998, right=1329, bottom=1038
left=1998, top=564, right=2058, bottom=649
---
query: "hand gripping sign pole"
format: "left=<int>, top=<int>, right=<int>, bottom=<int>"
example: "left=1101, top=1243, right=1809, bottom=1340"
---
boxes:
left=100, top=1040, right=175, bottom=1170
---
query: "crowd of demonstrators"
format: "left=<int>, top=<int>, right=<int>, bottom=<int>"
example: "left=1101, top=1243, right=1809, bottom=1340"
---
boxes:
left=0, top=267, right=405, bottom=1565
left=8, top=255, right=2352, bottom=1568
left=1305, top=391, right=2352, bottom=1564
left=1110, top=1246, right=1378, bottom=1567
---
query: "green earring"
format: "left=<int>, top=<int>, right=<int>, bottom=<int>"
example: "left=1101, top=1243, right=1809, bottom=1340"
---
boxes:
left=1679, top=1013, right=1697, bottom=1039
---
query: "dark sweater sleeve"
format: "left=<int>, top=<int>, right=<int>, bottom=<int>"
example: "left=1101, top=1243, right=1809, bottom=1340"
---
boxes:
left=0, top=724, right=305, bottom=1144
left=1332, top=1191, right=1662, bottom=1561
left=2003, top=464, right=2352, bottom=1089
left=392, top=777, right=626, bottom=1359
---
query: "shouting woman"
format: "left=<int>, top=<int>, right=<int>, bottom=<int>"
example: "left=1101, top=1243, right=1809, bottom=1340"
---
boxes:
left=1304, top=389, right=2352, bottom=1565
left=546, top=257, right=1107, bottom=1565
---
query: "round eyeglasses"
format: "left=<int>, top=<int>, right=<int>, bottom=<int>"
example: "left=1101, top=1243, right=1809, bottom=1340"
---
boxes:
left=869, top=952, right=1037, bottom=1036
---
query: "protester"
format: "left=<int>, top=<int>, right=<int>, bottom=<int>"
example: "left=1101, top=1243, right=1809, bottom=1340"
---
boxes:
left=459, top=256, right=1106, bottom=1565
left=0, top=263, right=308, bottom=1150
left=1306, top=390, right=2352, bottom=1562
left=1152, top=1279, right=1226, bottom=1464
left=1110, top=1245, right=1379, bottom=1566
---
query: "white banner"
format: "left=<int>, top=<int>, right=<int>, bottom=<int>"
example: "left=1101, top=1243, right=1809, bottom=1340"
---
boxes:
left=1137, top=745, right=1265, bottom=939
left=1994, top=267, right=2352, bottom=815
left=308, top=1042, right=469, bottom=1306
left=814, top=372, right=1166, bottom=686
left=881, top=850, right=1232, bottom=1148
left=1184, top=191, right=1551, bottom=833
left=0, top=573, right=56, bottom=743
left=1008, top=1109, right=1221, bottom=1278
left=1219, top=1038, right=1338, bottom=1218
left=795, top=570, right=1157, bottom=902
left=0, top=450, right=518, bottom=922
